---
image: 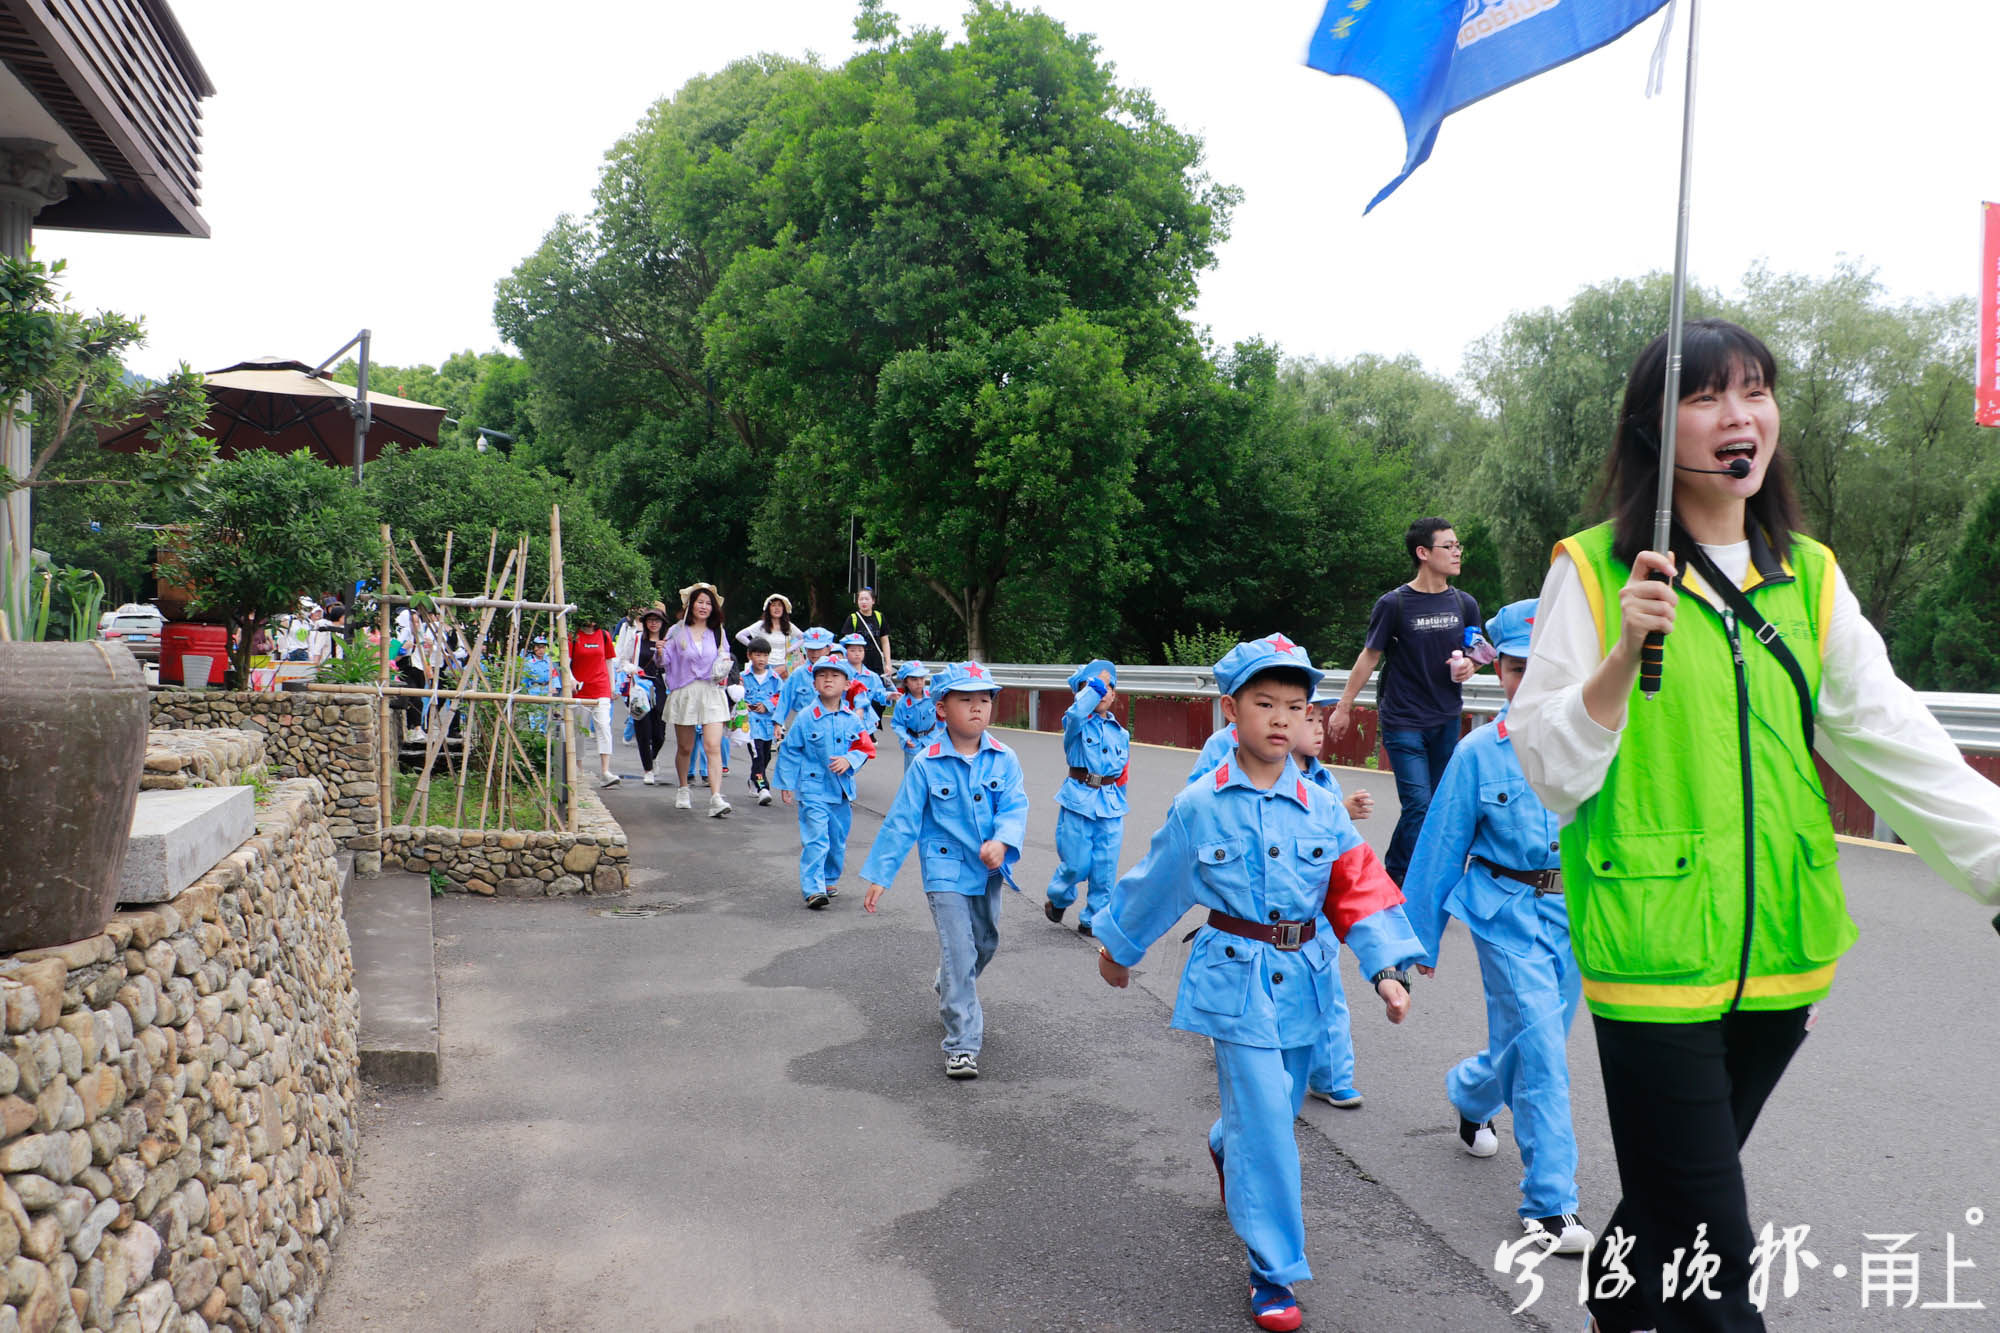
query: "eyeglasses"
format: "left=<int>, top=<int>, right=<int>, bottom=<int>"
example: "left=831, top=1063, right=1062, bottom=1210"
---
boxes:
left=1427, top=542, right=1465, bottom=553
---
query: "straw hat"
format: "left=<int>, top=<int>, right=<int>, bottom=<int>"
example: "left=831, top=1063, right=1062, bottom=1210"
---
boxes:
left=678, top=582, right=724, bottom=614
left=762, top=592, right=793, bottom=615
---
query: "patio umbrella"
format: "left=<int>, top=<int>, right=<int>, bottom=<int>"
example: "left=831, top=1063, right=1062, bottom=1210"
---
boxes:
left=97, top=356, right=447, bottom=477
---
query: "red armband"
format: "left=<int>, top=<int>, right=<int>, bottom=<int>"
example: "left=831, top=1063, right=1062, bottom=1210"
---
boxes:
left=1115, top=762, right=1130, bottom=788
left=1324, top=842, right=1404, bottom=939
left=849, top=730, right=877, bottom=759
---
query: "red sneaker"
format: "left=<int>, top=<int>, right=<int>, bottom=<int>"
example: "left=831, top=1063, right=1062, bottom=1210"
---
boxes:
left=1250, top=1279, right=1302, bottom=1331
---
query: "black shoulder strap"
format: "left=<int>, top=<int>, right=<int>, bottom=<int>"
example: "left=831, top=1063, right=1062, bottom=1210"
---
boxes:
left=1456, top=588, right=1476, bottom=635
left=1683, top=540, right=1816, bottom=753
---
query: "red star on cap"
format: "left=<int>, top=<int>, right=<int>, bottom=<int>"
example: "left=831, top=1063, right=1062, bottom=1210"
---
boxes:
left=966, top=662, right=986, bottom=678
left=1263, top=633, right=1298, bottom=655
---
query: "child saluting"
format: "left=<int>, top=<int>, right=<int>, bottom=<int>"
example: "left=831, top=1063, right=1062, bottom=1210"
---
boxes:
left=1090, top=633, right=1423, bottom=1332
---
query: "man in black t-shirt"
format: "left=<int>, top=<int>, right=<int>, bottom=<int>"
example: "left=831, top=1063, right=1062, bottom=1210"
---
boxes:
left=1329, top=517, right=1481, bottom=884
left=843, top=587, right=892, bottom=678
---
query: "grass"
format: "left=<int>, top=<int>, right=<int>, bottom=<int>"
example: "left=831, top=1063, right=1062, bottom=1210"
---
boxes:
left=392, top=768, right=559, bottom=831
left=237, top=766, right=275, bottom=803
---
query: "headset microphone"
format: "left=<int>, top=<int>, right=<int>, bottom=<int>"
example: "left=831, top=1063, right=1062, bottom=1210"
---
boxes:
left=1675, top=457, right=1753, bottom=479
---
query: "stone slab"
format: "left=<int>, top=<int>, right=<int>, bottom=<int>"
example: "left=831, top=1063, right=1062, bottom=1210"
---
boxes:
left=118, top=786, right=255, bottom=905
left=346, top=873, right=440, bottom=1086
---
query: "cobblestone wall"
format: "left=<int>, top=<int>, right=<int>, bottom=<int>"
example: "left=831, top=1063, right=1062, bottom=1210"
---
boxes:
left=0, top=779, right=358, bottom=1333
left=149, top=693, right=379, bottom=875
left=380, top=786, right=629, bottom=896
left=140, top=732, right=266, bottom=794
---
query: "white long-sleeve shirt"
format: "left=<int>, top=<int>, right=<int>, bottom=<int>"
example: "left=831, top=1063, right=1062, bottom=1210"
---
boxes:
left=1510, top=538, right=2000, bottom=906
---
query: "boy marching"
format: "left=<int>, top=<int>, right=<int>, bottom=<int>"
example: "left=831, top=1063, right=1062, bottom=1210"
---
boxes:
left=741, top=637, right=783, bottom=806
left=888, top=661, right=937, bottom=772
left=773, top=655, right=876, bottom=909
left=1042, top=658, right=1129, bottom=938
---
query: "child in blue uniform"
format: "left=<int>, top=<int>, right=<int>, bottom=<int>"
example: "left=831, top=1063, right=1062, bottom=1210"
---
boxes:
left=773, top=656, right=876, bottom=909
left=1402, top=599, right=1590, bottom=1256
left=1091, top=633, right=1423, bottom=1333
left=839, top=633, right=890, bottom=729
left=1188, top=721, right=1238, bottom=782
left=1042, top=658, right=1128, bottom=937
left=776, top=627, right=838, bottom=734
left=861, top=661, right=1028, bottom=1081
left=888, top=661, right=936, bottom=772
left=1292, top=702, right=1375, bottom=1112
left=741, top=637, right=783, bottom=806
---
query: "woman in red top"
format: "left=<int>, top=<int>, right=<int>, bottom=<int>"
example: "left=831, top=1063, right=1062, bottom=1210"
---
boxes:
left=568, top=613, right=622, bottom=787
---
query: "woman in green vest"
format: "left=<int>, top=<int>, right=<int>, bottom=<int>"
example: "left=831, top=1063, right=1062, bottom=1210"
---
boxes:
left=1509, top=318, right=2000, bottom=1332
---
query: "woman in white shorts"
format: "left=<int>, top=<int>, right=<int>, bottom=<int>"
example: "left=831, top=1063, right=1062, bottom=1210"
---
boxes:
left=661, top=582, right=734, bottom=816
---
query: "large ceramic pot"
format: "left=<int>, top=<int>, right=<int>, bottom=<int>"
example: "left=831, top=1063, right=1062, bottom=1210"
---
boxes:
left=0, top=641, right=149, bottom=951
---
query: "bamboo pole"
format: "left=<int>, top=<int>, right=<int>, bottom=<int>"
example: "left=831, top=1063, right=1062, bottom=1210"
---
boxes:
left=454, top=533, right=507, bottom=829
left=372, top=593, right=580, bottom=614
left=551, top=505, right=577, bottom=831
left=377, top=523, right=393, bottom=827
left=304, top=681, right=595, bottom=706
left=479, top=536, right=530, bottom=830
left=439, top=530, right=455, bottom=600
left=403, top=547, right=517, bottom=828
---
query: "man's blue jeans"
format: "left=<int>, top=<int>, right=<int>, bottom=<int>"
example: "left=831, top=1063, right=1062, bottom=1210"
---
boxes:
left=1381, top=722, right=1459, bottom=884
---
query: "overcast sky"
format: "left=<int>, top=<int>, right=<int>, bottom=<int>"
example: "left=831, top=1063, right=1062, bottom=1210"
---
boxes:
left=37, top=1, right=2000, bottom=386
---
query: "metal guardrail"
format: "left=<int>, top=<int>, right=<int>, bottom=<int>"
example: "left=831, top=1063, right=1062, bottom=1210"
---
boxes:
left=982, top=664, right=2000, bottom=753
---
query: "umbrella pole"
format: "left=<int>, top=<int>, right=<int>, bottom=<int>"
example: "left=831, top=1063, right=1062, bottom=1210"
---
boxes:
left=1642, top=0, right=1701, bottom=701
left=352, top=329, right=371, bottom=487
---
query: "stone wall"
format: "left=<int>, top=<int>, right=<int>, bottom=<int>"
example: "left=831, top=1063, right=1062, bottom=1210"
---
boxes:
left=149, top=693, right=379, bottom=875
left=379, top=786, right=628, bottom=897
left=140, top=732, right=266, bottom=794
left=0, top=779, right=359, bottom=1333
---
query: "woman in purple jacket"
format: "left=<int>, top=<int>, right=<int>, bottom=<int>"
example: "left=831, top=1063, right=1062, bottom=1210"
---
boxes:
left=662, top=583, right=733, bottom=817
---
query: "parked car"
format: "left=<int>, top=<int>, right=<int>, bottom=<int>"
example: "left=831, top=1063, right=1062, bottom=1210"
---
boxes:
left=101, top=604, right=166, bottom=662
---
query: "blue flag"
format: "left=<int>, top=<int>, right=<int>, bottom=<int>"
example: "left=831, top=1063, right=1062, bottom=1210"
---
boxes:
left=1308, top=0, right=1671, bottom=211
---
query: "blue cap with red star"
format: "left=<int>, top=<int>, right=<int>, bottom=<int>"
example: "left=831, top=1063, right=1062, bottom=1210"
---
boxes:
left=838, top=633, right=868, bottom=648
left=1067, top=658, right=1117, bottom=693
left=1486, top=599, right=1537, bottom=658
left=932, top=660, right=1002, bottom=696
left=799, top=627, right=836, bottom=651
left=809, top=655, right=856, bottom=681
left=1213, top=632, right=1324, bottom=697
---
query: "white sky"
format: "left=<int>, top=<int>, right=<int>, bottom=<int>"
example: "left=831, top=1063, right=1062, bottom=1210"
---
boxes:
left=37, top=1, right=2000, bottom=385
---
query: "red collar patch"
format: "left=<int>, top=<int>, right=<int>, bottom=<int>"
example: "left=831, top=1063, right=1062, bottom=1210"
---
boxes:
left=927, top=741, right=944, bottom=758
left=1296, top=778, right=1310, bottom=805
left=1496, top=718, right=1509, bottom=741
left=1214, top=762, right=1230, bottom=790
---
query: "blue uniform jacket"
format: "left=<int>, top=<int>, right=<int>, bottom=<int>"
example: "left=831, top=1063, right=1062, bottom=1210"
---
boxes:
left=848, top=664, right=890, bottom=727
left=522, top=656, right=552, bottom=695
left=778, top=665, right=823, bottom=730
left=742, top=668, right=783, bottom=741
left=890, top=689, right=939, bottom=754
left=1057, top=687, right=1130, bottom=818
left=1299, top=757, right=1344, bottom=800
left=1092, top=754, right=1424, bottom=1049
left=1186, top=724, right=1238, bottom=784
left=860, top=732, right=1029, bottom=896
left=1401, top=714, right=1564, bottom=967
left=771, top=701, right=874, bottom=805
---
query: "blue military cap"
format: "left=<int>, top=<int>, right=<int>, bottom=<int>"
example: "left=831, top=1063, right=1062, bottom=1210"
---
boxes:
left=1067, top=658, right=1118, bottom=693
left=1213, top=632, right=1324, bottom=697
left=895, top=660, right=931, bottom=681
left=798, top=626, right=836, bottom=651
left=808, top=655, right=856, bottom=681
left=1486, top=599, right=1538, bottom=658
left=932, top=661, right=1002, bottom=696
left=838, top=632, right=868, bottom=647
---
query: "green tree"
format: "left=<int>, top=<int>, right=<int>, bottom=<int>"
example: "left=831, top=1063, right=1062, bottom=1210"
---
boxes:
left=177, top=451, right=380, bottom=686
left=1897, top=475, right=2000, bottom=691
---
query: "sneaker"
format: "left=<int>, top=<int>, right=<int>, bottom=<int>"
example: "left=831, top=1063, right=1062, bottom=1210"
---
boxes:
left=406, top=728, right=427, bottom=742
left=708, top=793, right=732, bottom=818
left=1075, top=918, right=1094, bottom=938
left=1524, top=1213, right=1594, bottom=1255
left=931, top=967, right=942, bottom=996
left=757, top=788, right=773, bottom=807
left=1249, top=1278, right=1302, bottom=1332
left=675, top=786, right=692, bottom=810
left=642, top=770, right=656, bottom=786
left=1043, top=900, right=1067, bottom=926
left=599, top=772, right=622, bottom=788
left=805, top=893, right=830, bottom=910
left=824, top=884, right=838, bottom=897
left=945, top=1052, right=978, bottom=1080
left=1208, top=1140, right=1226, bottom=1206
left=1459, top=1115, right=1500, bottom=1158
left=1309, top=1087, right=1365, bottom=1109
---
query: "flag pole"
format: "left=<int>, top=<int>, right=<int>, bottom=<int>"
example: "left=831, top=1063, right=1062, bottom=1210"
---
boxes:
left=1641, top=0, right=1701, bottom=700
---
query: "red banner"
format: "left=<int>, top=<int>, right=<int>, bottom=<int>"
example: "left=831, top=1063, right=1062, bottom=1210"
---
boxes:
left=1982, top=202, right=2000, bottom=428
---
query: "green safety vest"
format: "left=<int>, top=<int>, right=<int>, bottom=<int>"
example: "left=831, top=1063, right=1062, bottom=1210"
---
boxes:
left=1555, top=522, right=1857, bottom=1023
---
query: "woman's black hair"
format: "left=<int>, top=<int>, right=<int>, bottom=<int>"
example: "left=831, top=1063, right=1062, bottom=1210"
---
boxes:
left=760, top=598, right=795, bottom=637
left=1602, top=318, right=1805, bottom=566
left=680, top=586, right=724, bottom=649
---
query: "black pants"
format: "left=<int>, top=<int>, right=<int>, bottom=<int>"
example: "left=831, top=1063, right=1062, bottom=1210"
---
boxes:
left=1587, top=1007, right=1811, bottom=1332
left=749, top=738, right=773, bottom=788
left=633, top=677, right=667, bottom=774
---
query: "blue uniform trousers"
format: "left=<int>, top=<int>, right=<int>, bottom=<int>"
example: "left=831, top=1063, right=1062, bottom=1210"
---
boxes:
left=1305, top=953, right=1356, bottom=1096
left=927, top=877, right=1002, bottom=1054
left=1206, top=1040, right=1317, bottom=1286
left=1045, top=807, right=1122, bottom=920
left=1447, top=895, right=1583, bottom=1218
left=796, top=800, right=852, bottom=901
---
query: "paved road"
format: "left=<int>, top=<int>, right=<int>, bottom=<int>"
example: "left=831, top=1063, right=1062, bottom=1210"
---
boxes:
left=316, top=726, right=2000, bottom=1331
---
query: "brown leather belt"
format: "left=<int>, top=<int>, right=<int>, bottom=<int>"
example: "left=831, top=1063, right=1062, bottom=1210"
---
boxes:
left=1205, top=910, right=1317, bottom=951
left=1472, top=855, right=1563, bottom=896
left=1067, top=766, right=1119, bottom=789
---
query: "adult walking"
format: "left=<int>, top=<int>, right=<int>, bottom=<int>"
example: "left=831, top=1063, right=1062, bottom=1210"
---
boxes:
left=626, top=608, right=671, bottom=786
left=1510, top=318, right=2000, bottom=1331
left=843, top=586, right=892, bottom=679
left=661, top=582, right=733, bottom=817
left=738, top=593, right=800, bottom=675
left=1328, top=517, right=1480, bottom=885
left=567, top=611, right=622, bottom=789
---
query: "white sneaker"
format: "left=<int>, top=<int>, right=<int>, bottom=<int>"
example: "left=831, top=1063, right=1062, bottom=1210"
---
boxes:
left=642, top=770, right=656, bottom=786
left=407, top=728, right=427, bottom=742
left=757, top=788, right=773, bottom=806
left=675, top=787, right=692, bottom=810
left=1458, top=1115, right=1499, bottom=1158
left=599, top=772, right=622, bottom=788
left=1525, top=1213, right=1593, bottom=1255
left=707, top=792, right=732, bottom=818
